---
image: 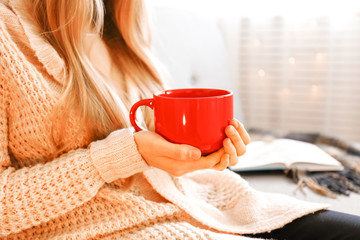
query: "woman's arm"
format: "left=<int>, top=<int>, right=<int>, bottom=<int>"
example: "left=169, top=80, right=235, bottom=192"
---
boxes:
left=0, top=114, right=147, bottom=237
left=0, top=117, right=147, bottom=237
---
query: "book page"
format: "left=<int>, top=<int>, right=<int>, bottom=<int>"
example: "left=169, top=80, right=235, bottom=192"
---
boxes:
left=230, top=139, right=343, bottom=172
left=272, top=139, right=342, bottom=171
left=230, top=141, right=286, bottom=171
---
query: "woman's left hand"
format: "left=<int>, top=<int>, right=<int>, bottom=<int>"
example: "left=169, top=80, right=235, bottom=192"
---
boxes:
left=211, top=119, right=250, bottom=170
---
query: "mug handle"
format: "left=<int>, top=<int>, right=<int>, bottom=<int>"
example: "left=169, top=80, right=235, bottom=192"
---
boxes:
left=129, top=99, right=154, bottom=132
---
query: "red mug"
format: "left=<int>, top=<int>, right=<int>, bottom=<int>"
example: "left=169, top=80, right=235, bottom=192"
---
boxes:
left=129, top=88, right=233, bottom=155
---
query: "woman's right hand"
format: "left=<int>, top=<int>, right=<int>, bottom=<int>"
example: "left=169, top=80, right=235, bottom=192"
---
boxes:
left=133, top=131, right=229, bottom=176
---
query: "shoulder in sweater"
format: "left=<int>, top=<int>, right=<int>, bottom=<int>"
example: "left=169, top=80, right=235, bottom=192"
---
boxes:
left=0, top=1, right=18, bottom=28
left=0, top=1, right=33, bottom=53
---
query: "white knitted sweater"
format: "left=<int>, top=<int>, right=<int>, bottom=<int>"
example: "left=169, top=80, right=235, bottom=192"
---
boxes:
left=0, top=0, right=329, bottom=239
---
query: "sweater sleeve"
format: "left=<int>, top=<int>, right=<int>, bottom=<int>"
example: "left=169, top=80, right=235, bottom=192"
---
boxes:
left=0, top=129, right=148, bottom=236
left=0, top=20, right=149, bottom=236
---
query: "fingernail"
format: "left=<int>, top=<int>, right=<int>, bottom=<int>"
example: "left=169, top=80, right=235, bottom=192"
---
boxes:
left=230, top=127, right=236, bottom=134
left=231, top=120, right=238, bottom=128
left=190, top=149, right=201, bottom=159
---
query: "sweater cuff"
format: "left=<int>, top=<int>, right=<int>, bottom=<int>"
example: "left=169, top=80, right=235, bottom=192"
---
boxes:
left=89, top=128, right=149, bottom=183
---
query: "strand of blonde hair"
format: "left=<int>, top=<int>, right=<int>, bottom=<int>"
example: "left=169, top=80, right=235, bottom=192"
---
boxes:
left=30, top=0, right=164, bottom=157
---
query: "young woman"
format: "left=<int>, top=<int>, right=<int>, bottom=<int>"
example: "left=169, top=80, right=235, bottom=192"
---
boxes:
left=0, top=0, right=359, bottom=239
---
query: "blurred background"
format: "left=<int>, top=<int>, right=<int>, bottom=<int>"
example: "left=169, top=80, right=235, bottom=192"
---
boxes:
left=149, top=0, right=360, bottom=144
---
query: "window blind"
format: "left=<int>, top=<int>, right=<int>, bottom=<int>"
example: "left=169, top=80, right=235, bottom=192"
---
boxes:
left=237, top=15, right=360, bottom=142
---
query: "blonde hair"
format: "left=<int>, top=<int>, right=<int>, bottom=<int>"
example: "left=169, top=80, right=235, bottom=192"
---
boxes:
left=30, top=0, right=164, bottom=152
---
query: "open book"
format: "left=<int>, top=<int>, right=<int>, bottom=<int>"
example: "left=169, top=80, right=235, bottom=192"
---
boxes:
left=229, top=138, right=343, bottom=172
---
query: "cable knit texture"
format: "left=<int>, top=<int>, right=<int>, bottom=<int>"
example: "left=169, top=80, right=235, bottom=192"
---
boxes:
left=0, top=0, right=329, bottom=239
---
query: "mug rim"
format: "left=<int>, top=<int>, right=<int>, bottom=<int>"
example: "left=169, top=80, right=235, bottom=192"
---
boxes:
left=154, top=88, right=233, bottom=99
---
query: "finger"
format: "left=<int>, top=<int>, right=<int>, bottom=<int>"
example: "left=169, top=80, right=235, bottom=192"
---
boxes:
left=159, top=140, right=202, bottom=161
left=192, top=148, right=224, bottom=171
left=164, top=148, right=224, bottom=176
left=156, top=157, right=181, bottom=175
left=212, top=153, right=229, bottom=171
left=223, top=138, right=238, bottom=166
left=225, top=125, right=246, bottom=157
left=175, top=147, right=228, bottom=174
left=158, top=156, right=205, bottom=176
left=230, top=119, right=251, bottom=145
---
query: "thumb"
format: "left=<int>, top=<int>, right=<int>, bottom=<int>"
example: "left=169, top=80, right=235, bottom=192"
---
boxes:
left=160, top=140, right=202, bottom=161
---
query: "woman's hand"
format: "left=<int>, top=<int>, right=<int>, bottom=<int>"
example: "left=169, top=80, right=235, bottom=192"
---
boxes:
left=134, top=131, right=228, bottom=176
left=133, top=118, right=250, bottom=176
